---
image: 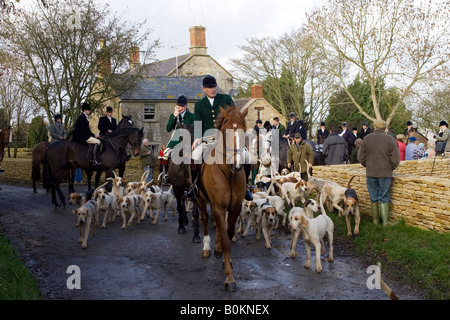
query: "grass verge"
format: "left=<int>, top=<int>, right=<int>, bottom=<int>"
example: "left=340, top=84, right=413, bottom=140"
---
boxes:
left=0, top=233, right=42, bottom=300
left=329, top=212, right=449, bottom=300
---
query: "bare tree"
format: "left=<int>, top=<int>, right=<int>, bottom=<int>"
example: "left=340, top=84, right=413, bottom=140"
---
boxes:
left=230, top=28, right=338, bottom=134
left=307, top=0, right=450, bottom=126
left=0, top=0, right=159, bottom=128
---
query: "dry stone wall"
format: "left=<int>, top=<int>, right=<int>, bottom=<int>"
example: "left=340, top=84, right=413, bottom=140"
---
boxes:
left=312, top=157, right=450, bottom=232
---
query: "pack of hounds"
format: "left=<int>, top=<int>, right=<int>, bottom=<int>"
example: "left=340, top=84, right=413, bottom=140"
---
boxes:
left=68, top=160, right=360, bottom=274
left=69, top=170, right=175, bottom=249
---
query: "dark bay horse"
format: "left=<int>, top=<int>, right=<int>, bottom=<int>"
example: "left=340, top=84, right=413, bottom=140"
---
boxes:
left=196, top=106, right=248, bottom=292
left=31, top=141, right=50, bottom=193
left=44, top=127, right=143, bottom=209
left=85, top=114, right=135, bottom=189
left=166, top=123, right=200, bottom=240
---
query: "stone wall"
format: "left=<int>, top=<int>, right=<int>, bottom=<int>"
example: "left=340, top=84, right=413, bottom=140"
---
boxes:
left=312, top=157, right=450, bottom=232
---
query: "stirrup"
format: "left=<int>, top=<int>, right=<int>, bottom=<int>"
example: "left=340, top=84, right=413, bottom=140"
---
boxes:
left=90, top=159, right=102, bottom=166
left=187, top=184, right=198, bottom=200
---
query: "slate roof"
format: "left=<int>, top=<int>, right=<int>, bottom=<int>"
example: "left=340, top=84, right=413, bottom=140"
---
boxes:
left=119, top=76, right=223, bottom=101
left=128, top=54, right=191, bottom=77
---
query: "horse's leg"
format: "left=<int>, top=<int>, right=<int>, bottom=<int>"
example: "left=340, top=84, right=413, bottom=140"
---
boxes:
left=197, top=198, right=210, bottom=258
left=86, top=170, right=93, bottom=190
left=174, top=188, right=187, bottom=234
left=192, top=201, right=201, bottom=243
left=56, top=184, right=66, bottom=209
left=95, top=170, right=102, bottom=188
left=212, top=205, right=236, bottom=292
left=68, top=167, right=75, bottom=193
left=118, top=163, right=125, bottom=178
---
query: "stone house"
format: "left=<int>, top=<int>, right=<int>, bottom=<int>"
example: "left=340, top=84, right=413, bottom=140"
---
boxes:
left=96, top=26, right=285, bottom=153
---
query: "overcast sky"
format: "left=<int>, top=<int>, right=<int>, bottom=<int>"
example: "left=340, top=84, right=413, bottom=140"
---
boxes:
left=95, top=0, right=326, bottom=70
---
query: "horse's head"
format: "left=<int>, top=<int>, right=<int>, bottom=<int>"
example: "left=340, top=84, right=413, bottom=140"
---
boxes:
left=216, top=106, right=248, bottom=171
left=128, top=127, right=144, bottom=157
left=117, top=115, right=133, bottom=128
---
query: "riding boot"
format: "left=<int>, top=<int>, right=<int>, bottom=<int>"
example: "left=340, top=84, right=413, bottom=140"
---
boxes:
left=371, top=202, right=380, bottom=225
left=90, top=144, right=102, bottom=166
left=186, top=164, right=199, bottom=200
left=379, top=203, right=397, bottom=227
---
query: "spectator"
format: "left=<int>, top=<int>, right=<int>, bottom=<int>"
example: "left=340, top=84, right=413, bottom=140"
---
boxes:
left=140, top=138, right=155, bottom=183
left=358, top=119, right=399, bottom=226
left=48, top=114, right=66, bottom=143
left=272, top=117, right=286, bottom=135
left=323, top=124, right=348, bottom=165
left=286, top=133, right=314, bottom=181
left=317, top=121, right=329, bottom=145
left=434, top=120, right=449, bottom=155
left=339, top=122, right=353, bottom=160
left=283, top=112, right=300, bottom=139
left=358, top=120, right=372, bottom=140
left=405, top=136, right=419, bottom=160
left=414, top=143, right=427, bottom=159
left=396, top=134, right=407, bottom=161
left=158, top=144, right=169, bottom=175
left=350, top=138, right=362, bottom=164
left=253, top=119, right=263, bottom=135
left=74, top=168, right=83, bottom=184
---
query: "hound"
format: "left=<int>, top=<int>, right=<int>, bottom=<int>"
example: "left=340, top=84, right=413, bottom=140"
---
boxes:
left=242, top=198, right=267, bottom=239
left=94, top=187, right=117, bottom=228
left=289, top=203, right=334, bottom=273
left=119, top=194, right=145, bottom=229
left=276, top=179, right=308, bottom=207
left=287, top=199, right=321, bottom=259
left=343, top=176, right=361, bottom=236
left=260, top=203, right=277, bottom=250
left=72, top=200, right=98, bottom=249
left=304, top=160, right=326, bottom=199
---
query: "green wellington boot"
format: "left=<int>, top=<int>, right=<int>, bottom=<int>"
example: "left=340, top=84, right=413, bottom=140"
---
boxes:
left=371, top=202, right=380, bottom=224
left=379, top=203, right=397, bottom=227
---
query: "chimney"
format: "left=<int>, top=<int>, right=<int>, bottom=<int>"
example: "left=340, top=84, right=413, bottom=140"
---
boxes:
left=251, top=84, right=263, bottom=99
left=129, top=46, right=140, bottom=69
left=98, top=38, right=111, bottom=74
left=189, top=26, right=207, bottom=56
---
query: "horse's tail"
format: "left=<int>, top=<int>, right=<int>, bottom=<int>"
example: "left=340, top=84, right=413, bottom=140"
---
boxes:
left=42, top=152, right=52, bottom=190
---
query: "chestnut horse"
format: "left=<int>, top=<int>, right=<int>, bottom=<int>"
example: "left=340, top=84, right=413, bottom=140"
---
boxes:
left=196, top=106, right=248, bottom=292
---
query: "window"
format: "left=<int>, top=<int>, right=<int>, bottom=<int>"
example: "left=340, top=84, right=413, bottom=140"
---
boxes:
left=143, top=103, right=157, bottom=121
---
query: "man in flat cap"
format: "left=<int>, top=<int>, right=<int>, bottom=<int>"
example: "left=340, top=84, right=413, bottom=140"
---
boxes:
left=287, top=132, right=314, bottom=181
left=358, top=119, right=399, bottom=226
left=98, top=106, right=117, bottom=136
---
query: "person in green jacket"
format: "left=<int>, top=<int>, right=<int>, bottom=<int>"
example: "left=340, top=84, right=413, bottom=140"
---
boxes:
left=188, top=75, right=252, bottom=200
left=166, top=95, right=194, bottom=151
left=287, top=133, right=314, bottom=182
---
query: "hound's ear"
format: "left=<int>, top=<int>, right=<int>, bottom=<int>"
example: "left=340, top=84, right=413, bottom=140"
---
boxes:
left=72, top=209, right=77, bottom=214
left=300, top=216, right=309, bottom=228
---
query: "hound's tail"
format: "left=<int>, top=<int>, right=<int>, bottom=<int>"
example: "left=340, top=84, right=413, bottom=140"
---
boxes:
left=347, top=175, right=357, bottom=189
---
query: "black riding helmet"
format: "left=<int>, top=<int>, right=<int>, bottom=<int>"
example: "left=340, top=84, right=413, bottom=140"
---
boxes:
left=54, top=114, right=62, bottom=121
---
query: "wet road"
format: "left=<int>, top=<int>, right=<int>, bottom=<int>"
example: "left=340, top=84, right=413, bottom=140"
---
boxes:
left=0, top=184, right=423, bottom=304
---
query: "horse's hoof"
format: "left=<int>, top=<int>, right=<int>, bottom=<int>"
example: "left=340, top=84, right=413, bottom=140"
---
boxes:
left=60, top=203, right=66, bottom=209
left=178, top=227, right=186, bottom=234
left=192, top=234, right=201, bottom=243
left=202, top=250, right=210, bottom=258
left=33, top=190, right=37, bottom=194
left=214, top=250, right=223, bottom=259
left=225, top=282, right=237, bottom=292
